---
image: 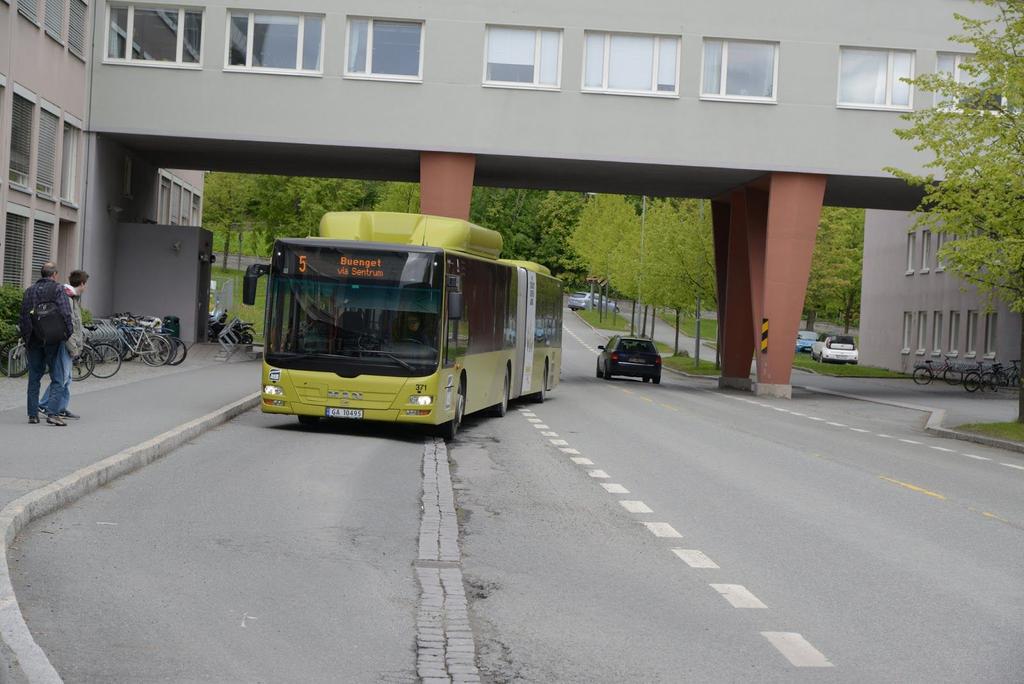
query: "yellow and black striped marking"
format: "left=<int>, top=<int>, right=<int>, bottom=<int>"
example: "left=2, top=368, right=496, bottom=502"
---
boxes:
left=760, top=319, right=769, bottom=353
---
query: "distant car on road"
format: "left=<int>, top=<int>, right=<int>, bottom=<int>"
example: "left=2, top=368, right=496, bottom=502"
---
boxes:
left=568, top=292, right=619, bottom=313
left=795, top=330, right=818, bottom=353
left=597, top=336, right=661, bottom=383
left=811, top=334, right=859, bottom=364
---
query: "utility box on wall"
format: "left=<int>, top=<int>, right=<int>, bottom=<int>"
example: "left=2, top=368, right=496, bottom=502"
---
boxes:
left=112, top=224, right=213, bottom=343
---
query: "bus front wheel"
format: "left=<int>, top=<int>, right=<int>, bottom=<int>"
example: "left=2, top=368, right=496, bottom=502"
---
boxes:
left=441, top=376, right=466, bottom=441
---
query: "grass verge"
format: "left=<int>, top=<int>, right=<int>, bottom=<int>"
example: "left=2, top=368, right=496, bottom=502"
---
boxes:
left=792, top=354, right=908, bottom=378
left=576, top=308, right=632, bottom=333
left=955, top=421, right=1024, bottom=444
left=653, top=341, right=721, bottom=376
left=656, top=311, right=718, bottom=345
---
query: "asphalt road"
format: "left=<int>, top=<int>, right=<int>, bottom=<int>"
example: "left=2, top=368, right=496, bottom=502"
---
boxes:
left=10, top=310, right=1024, bottom=682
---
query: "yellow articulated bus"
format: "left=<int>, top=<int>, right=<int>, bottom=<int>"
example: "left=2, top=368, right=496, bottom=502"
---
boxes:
left=243, top=211, right=562, bottom=440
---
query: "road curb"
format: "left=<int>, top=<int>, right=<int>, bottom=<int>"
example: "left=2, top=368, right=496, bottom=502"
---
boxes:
left=0, top=393, right=260, bottom=684
left=797, top=385, right=1024, bottom=455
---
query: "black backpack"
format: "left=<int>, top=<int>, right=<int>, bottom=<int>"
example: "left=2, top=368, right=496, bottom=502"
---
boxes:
left=30, top=284, right=68, bottom=345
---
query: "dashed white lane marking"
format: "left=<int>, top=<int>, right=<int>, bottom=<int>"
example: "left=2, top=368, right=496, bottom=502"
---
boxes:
left=601, top=483, right=630, bottom=494
left=806, top=416, right=825, bottom=422
left=541, top=431, right=559, bottom=437
left=899, top=438, right=923, bottom=445
left=587, top=470, right=610, bottom=479
left=533, top=424, right=551, bottom=429
left=849, top=427, right=869, bottom=433
left=642, top=522, right=682, bottom=538
left=527, top=418, right=542, bottom=423
left=772, top=407, right=789, bottom=412
left=520, top=412, right=536, bottom=417
left=761, top=632, right=834, bottom=668
left=671, top=549, right=719, bottom=569
left=877, top=434, right=894, bottom=439
left=1001, top=463, right=1024, bottom=471
left=826, top=422, right=846, bottom=427
left=710, top=584, right=767, bottom=609
left=930, top=446, right=955, bottom=453
left=790, top=412, right=806, bottom=417
left=570, top=457, right=594, bottom=465
left=560, top=447, right=581, bottom=455
left=619, top=500, right=653, bottom=514
left=550, top=439, right=569, bottom=446
left=963, top=453, right=991, bottom=461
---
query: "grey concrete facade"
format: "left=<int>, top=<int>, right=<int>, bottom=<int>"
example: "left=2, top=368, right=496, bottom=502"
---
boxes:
left=85, top=0, right=986, bottom=207
left=859, top=209, right=1022, bottom=373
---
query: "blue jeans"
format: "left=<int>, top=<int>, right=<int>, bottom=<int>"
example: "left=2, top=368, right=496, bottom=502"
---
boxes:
left=27, top=343, right=67, bottom=418
left=40, top=343, right=72, bottom=415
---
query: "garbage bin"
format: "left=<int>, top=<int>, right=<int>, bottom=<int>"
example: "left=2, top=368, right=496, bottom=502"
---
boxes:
left=162, top=315, right=181, bottom=338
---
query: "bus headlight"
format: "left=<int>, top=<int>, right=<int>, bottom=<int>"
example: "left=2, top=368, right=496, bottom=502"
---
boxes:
left=409, top=395, right=433, bottom=406
left=264, top=385, right=284, bottom=396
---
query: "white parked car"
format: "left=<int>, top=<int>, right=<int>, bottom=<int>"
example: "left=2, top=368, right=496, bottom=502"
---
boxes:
left=567, top=292, right=619, bottom=312
left=811, top=334, right=859, bottom=364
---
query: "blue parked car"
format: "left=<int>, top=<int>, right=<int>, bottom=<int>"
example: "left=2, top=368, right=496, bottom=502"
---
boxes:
left=795, top=330, right=817, bottom=353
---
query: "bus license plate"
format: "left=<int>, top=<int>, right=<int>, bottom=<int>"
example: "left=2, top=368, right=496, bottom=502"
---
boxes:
left=326, top=408, right=363, bottom=419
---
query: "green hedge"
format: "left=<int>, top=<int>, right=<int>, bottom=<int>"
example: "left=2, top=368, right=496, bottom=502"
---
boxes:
left=0, top=285, right=21, bottom=345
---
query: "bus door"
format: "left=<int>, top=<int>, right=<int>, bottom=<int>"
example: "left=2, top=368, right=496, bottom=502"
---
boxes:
left=518, top=267, right=536, bottom=396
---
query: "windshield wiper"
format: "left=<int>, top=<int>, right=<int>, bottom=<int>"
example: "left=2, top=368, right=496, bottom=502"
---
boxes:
left=269, top=352, right=339, bottom=361
left=354, top=349, right=416, bottom=372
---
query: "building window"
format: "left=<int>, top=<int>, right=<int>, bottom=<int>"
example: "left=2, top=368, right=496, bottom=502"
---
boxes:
left=191, top=193, right=202, bottom=224
left=935, top=232, right=946, bottom=271
left=19, top=0, right=39, bottom=24
left=983, top=313, right=997, bottom=356
left=159, top=177, right=171, bottom=223
left=60, top=122, right=79, bottom=203
left=920, top=229, right=931, bottom=272
left=68, top=0, right=88, bottom=58
left=44, top=0, right=64, bottom=41
left=9, top=95, right=34, bottom=190
left=30, top=219, right=54, bottom=277
left=931, top=311, right=943, bottom=354
left=2, top=213, right=27, bottom=286
left=484, top=26, right=561, bottom=88
left=36, top=109, right=59, bottom=198
left=966, top=310, right=978, bottom=356
left=170, top=182, right=181, bottom=224
left=905, top=232, right=916, bottom=273
left=226, top=11, right=323, bottom=74
left=583, top=31, right=679, bottom=96
left=106, top=4, right=203, bottom=66
left=346, top=18, right=423, bottom=81
left=701, top=39, right=778, bottom=102
left=838, top=47, right=914, bottom=109
left=902, top=311, right=913, bottom=353
left=916, top=311, right=927, bottom=354
left=948, top=311, right=960, bottom=354
left=936, top=52, right=1003, bottom=111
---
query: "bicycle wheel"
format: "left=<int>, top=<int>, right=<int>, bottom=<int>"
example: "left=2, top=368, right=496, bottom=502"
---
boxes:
left=140, top=335, right=171, bottom=366
left=0, top=342, right=14, bottom=376
left=942, top=368, right=961, bottom=385
left=912, top=367, right=933, bottom=385
left=71, top=351, right=94, bottom=381
left=89, top=343, right=123, bottom=378
left=6, top=343, right=28, bottom=378
left=166, top=337, right=188, bottom=366
left=980, top=371, right=1000, bottom=393
left=963, top=371, right=982, bottom=392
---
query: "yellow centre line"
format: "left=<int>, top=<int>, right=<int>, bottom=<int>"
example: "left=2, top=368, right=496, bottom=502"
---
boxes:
left=879, top=476, right=946, bottom=500
left=660, top=403, right=678, bottom=411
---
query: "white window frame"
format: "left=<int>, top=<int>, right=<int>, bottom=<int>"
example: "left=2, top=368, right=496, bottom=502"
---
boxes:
left=344, top=17, right=425, bottom=84
left=920, top=228, right=931, bottom=273
left=905, top=232, right=916, bottom=274
left=983, top=312, right=997, bottom=358
left=965, top=310, right=978, bottom=357
left=44, top=0, right=65, bottom=44
left=837, top=46, right=915, bottom=111
left=699, top=38, right=779, bottom=104
left=482, top=25, right=562, bottom=91
left=223, top=10, right=324, bottom=76
left=935, top=231, right=946, bottom=271
left=103, top=3, right=205, bottom=70
left=35, top=101, right=61, bottom=199
left=931, top=311, right=943, bottom=355
left=581, top=31, right=680, bottom=98
left=9, top=85, right=38, bottom=193
left=67, top=0, right=89, bottom=60
left=948, top=311, right=960, bottom=356
left=60, top=118, right=81, bottom=205
left=915, top=310, right=927, bottom=355
left=901, top=311, right=913, bottom=354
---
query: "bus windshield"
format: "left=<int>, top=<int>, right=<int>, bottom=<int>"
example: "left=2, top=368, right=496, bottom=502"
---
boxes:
left=265, top=242, right=443, bottom=377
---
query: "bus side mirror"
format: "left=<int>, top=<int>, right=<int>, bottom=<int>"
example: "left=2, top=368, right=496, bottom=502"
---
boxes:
left=243, top=263, right=270, bottom=305
left=447, top=291, right=463, bottom=320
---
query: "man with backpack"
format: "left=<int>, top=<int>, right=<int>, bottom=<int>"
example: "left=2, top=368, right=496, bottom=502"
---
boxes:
left=19, top=262, right=74, bottom=426
left=39, top=269, right=89, bottom=421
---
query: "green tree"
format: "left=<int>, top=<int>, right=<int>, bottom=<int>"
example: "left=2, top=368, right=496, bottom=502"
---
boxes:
left=374, top=182, right=420, bottom=213
left=572, top=194, right=641, bottom=301
left=888, top=0, right=1024, bottom=421
left=804, top=208, right=864, bottom=333
left=533, top=191, right=588, bottom=284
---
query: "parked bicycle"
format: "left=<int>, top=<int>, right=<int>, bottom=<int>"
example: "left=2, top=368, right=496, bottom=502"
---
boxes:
left=912, top=356, right=955, bottom=385
left=0, top=338, right=27, bottom=377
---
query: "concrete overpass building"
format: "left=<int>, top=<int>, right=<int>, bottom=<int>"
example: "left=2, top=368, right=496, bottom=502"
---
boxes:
left=4, top=0, right=997, bottom=392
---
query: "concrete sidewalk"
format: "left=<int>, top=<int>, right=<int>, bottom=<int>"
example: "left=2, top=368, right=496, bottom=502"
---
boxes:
left=0, top=348, right=259, bottom=513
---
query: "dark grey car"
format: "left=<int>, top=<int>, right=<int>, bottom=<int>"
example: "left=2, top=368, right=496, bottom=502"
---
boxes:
left=597, top=336, right=662, bottom=383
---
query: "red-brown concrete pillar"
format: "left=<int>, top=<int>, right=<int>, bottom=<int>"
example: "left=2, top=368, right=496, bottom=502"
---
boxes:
left=419, top=152, right=476, bottom=220
left=751, top=172, right=827, bottom=398
left=717, top=190, right=756, bottom=390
